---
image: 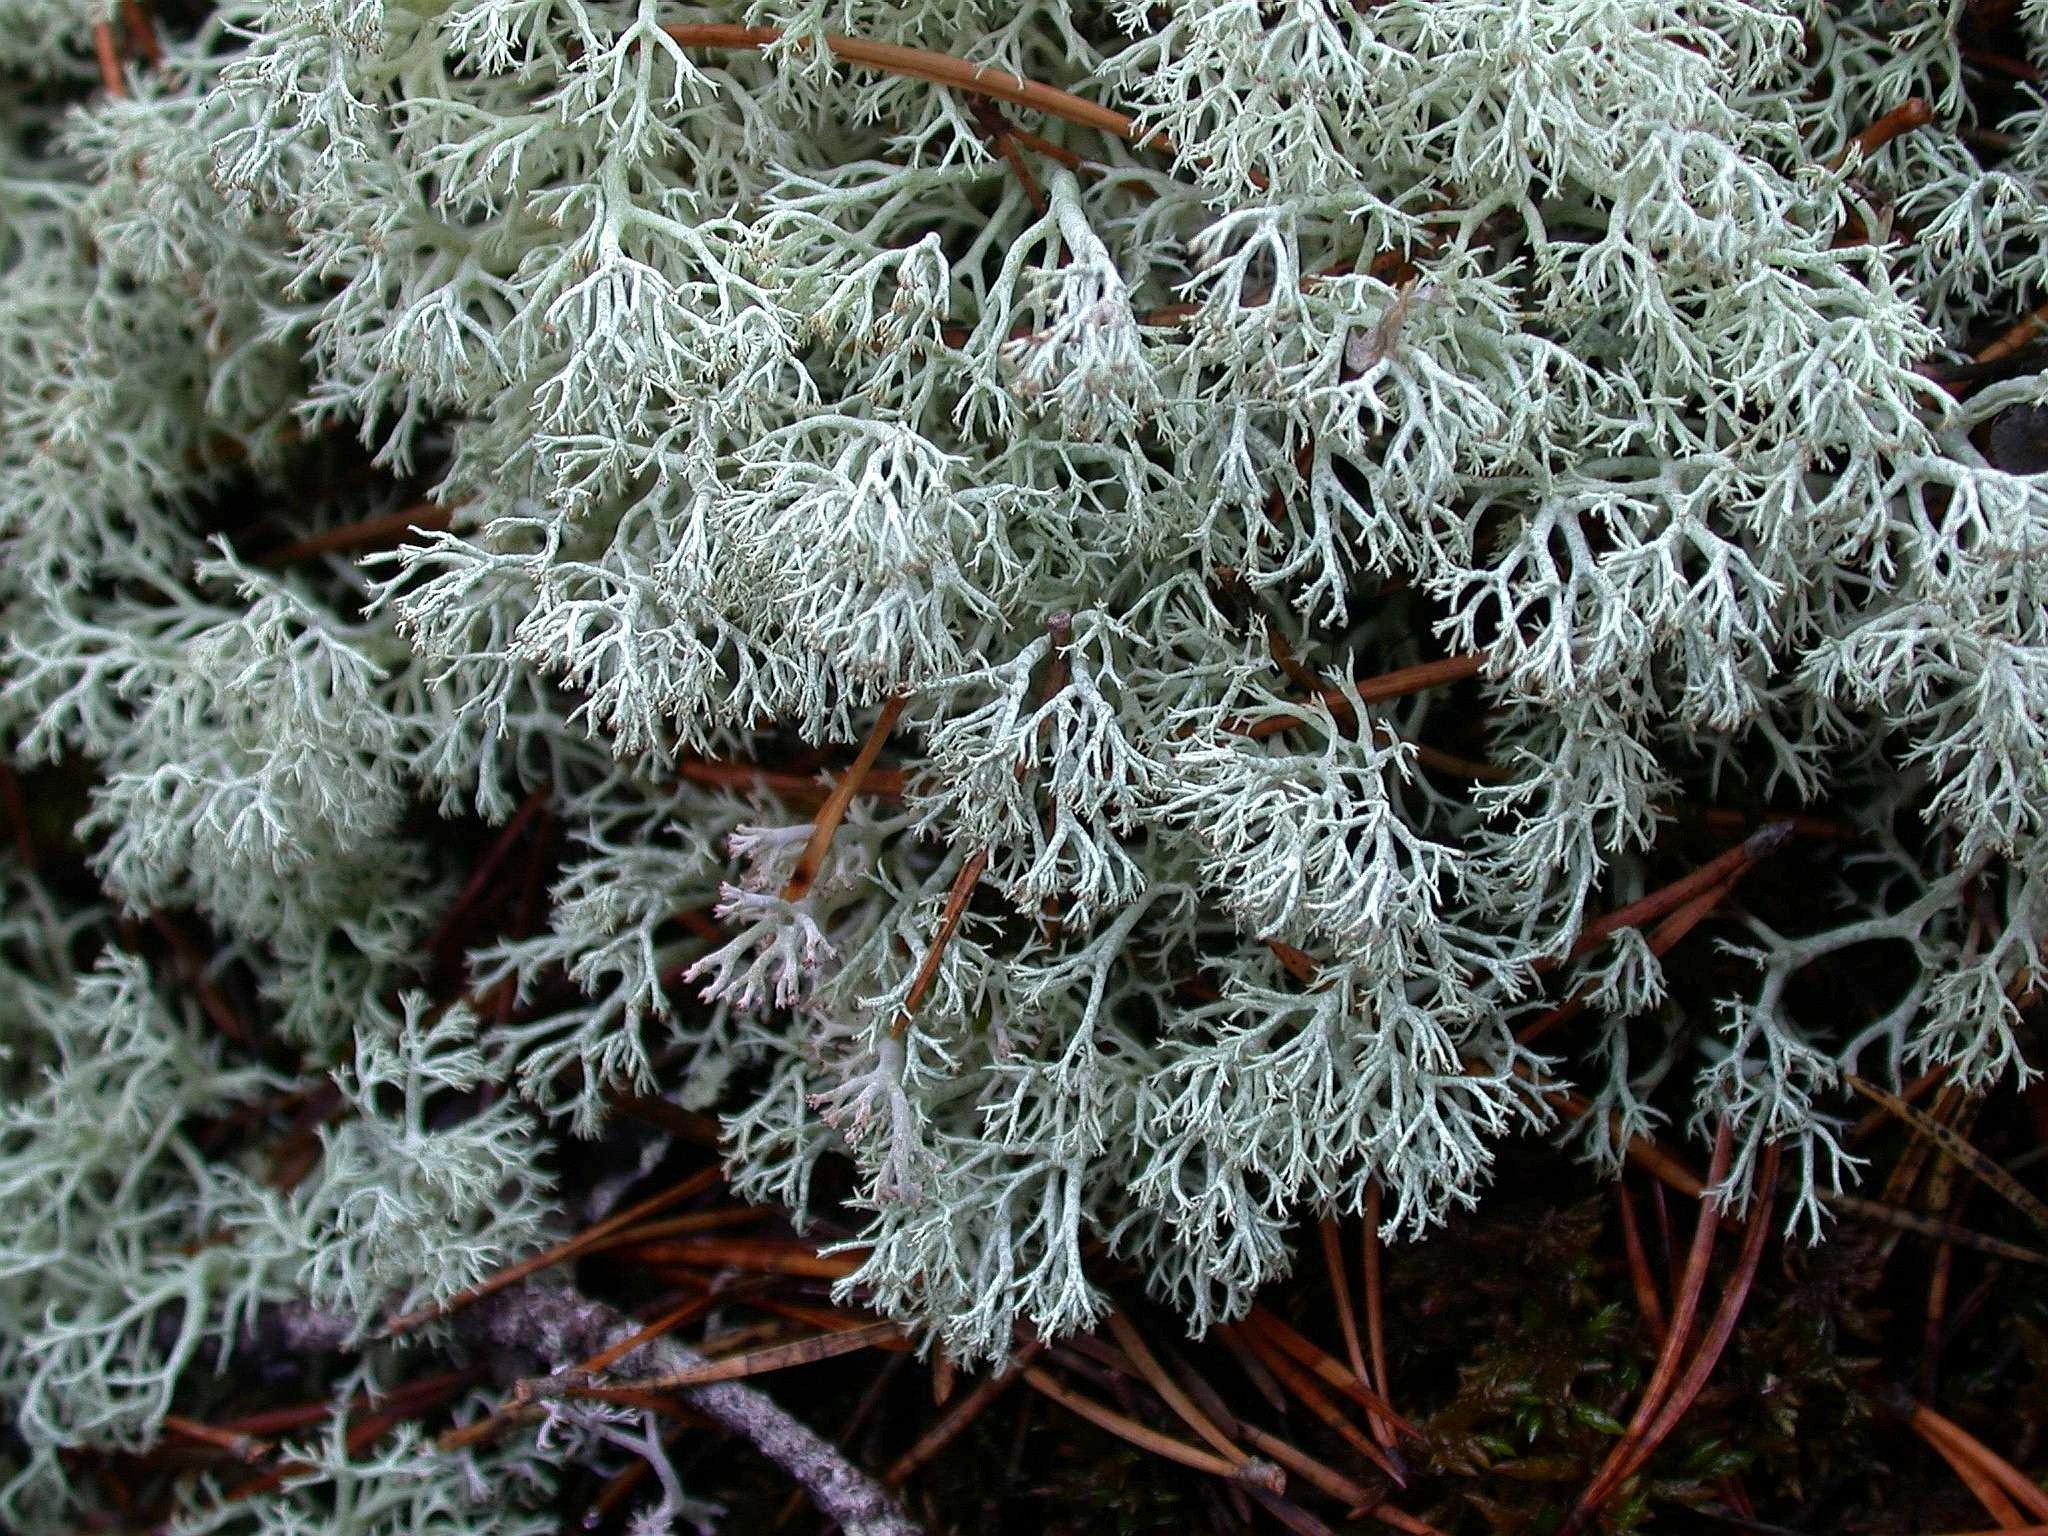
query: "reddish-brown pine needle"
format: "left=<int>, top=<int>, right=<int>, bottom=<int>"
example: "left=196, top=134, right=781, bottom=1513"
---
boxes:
left=781, top=696, right=904, bottom=903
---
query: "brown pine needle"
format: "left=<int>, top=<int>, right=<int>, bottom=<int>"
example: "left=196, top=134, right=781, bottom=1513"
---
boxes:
left=1362, top=1500, right=1453, bottom=1536
left=1828, top=1194, right=2048, bottom=1266
left=674, top=756, right=909, bottom=804
left=661, top=26, right=1167, bottom=152
left=606, top=1235, right=865, bottom=1279
left=1539, top=1082, right=1707, bottom=1198
left=426, top=779, right=553, bottom=964
left=1909, top=1401, right=2048, bottom=1522
left=1362, top=1183, right=1398, bottom=1456
left=1319, top=1218, right=1372, bottom=1410
left=1850, top=1063, right=1949, bottom=1143
left=148, top=910, right=256, bottom=1047
left=1240, top=653, right=1486, bottom=739
left=1560, top=823, right=1791, bottom=968
left=994, top=127, right=1049, bottom=213
left=1021, top=1366, right=1283, bottom=1490
left=1617, top=1181, right=1670, bottom=1345
left=1520, top=874, right=1742, bottom=1046
left=581, top=1206, right=778, bottom=1248
left=1236, top=1423, right=1380, bottom=1511
left=1230, top=1320, right=1404, bottom=1483
left=120, top=0, right=161, bottom=64
left=1609, top=1143, right=1780, bottom=1492
left=1106, top=1312, right=1250, bottom=1468
left=782, top=696, right=905, bottom=902
left=1917, top=1422, right=2032, bottom=1531
left=445, top=1295, right=717, bottom=1453
left=239, top=1368, right=484, bottom=1500
left=1828, top=96, right=1935, bottom=168
left=381, top=1165, right=723, bottom=1336
left=1267, top=937, right=1321, bottom=985
left=891, top=847, right=988, bottom=1038
left=93, top=20, right=125, bottom=94
left=746, top=1295, right=915, bottom=1340
left=257, top=499, right=456, bottom=566
left=579, top=1296, right=719, bottom=1379
left=1007, top=125, right=1088, bottom=170
left=161, top=1414, right=272, bottom=1462
left=1243, top=1308, right=1418, bottom=1439
left=1247, top=1487, right=1341, bottom=1536
left=1847, top=1074, right=2048, bottom=1232
left=563, top=1320, right=904, bottom=1398
left=1216, top=1314, right=1291, bottom=1418
left=0, top=758, right=37, bottom=871
left=1564, top=1124, right=1737, bottom=1531
left=885, top=1336, right=1047, bottom=1484
left=1978, top=298, right=2048, bottom=367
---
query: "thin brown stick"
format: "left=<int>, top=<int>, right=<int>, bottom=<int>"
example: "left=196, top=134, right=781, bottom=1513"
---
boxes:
left=782, top=696, right=905, bottom=902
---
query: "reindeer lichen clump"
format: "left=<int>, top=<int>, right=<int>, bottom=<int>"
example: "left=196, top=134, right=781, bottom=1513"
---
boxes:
left=3, top=1, right=2046, bottom=1527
